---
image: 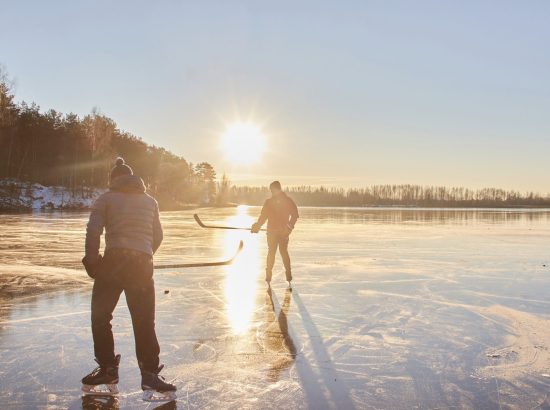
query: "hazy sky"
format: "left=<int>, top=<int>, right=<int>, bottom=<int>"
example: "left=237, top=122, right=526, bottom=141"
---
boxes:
left=1, top=1, right=549, bottom=191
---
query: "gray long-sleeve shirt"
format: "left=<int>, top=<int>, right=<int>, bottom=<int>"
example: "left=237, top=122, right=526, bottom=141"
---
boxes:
left=85, top=175, right=163, bottom=258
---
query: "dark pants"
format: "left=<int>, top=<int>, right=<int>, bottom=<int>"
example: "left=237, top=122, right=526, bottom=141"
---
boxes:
left=91, top=248, right=160, bottom=372
left=266, top=232, right=292, bottom=282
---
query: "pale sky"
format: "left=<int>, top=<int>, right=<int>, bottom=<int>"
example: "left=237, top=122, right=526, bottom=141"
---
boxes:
left=1, top=1, right=549, bottom=192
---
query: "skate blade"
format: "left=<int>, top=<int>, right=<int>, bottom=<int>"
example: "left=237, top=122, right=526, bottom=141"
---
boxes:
left=82, top=383, right=119, bottom=396
left=142, top=389, right=177, bottom=402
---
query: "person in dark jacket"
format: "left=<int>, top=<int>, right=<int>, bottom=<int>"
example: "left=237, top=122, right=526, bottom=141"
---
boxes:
left=81, top=157, right=176, bottom=401
left=251, top=181, right=299, bottom=287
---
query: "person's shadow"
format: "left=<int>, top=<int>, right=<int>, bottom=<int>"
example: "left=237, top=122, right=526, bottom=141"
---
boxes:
left=265, top=287, right=297, bottom=381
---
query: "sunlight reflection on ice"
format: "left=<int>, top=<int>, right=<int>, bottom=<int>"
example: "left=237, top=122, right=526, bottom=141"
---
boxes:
left=3, top=208, right=550, bottom=408
left=222, top=206, right=262, bottom=335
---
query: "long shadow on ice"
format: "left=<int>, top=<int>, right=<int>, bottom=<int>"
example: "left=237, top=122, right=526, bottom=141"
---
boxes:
left=291, top=289, right=356, bottom=409
left=264, top=287, right=297, bottom=382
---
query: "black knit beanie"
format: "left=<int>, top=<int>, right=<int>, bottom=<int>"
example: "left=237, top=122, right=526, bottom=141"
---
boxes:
left=110, top=157, right=133, bottom=181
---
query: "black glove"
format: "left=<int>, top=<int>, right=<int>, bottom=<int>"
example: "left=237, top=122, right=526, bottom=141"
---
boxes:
left=82, top=254, right=103, bottom=279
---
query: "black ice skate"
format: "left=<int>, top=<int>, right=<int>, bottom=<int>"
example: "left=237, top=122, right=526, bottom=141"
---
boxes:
left=81, top=354, right=121, bottom=396
left=141, top=364, right=177, bottom=402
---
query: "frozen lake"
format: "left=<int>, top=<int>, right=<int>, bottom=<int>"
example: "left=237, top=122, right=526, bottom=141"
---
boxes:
left=1, top=207, right=550, bottom=409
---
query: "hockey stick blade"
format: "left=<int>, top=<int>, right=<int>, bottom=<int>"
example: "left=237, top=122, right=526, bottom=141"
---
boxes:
left=193, top=214, right=266, bottom=231
left=155, top=240, right=244, bottom=269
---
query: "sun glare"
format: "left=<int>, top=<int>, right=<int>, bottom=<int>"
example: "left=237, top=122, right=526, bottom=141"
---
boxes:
left=220, top=122, right=267, bottom=165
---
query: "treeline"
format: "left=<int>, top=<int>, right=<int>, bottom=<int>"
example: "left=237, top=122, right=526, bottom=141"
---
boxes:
left=0, top=69, right=217, bottom=208
left=2, top=68, right=549, bottom=210
left=229, top=185, right=550, bottom=207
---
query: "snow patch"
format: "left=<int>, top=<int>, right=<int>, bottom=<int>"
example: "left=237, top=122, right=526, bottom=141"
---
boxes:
left=0, top=179, right=105, bottom=211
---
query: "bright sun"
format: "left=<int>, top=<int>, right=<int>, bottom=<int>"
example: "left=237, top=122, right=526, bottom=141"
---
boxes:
left=220, top=122, right=267, bottom=165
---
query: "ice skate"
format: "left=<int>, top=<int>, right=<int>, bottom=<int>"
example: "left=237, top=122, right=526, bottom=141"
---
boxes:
left=81, top=354, right=121, bottom=396
left=141, top=364, right=177, bottom=402
left=285, top=270, right=293, bottom=290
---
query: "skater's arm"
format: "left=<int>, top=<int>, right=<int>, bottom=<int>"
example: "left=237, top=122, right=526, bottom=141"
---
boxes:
left=256, top=200, right=269, bottom=227
left=152, top=201, right=163, bottom=254
left=85, top=195, right=106, bottom=258
left=288, top=198, right=299, bottom=229
left=251, top=200, right=269, bottom=233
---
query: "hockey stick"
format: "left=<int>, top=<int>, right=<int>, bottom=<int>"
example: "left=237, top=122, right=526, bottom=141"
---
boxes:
left=193, top=214, right=266, bottom=231
left=154, top=240, right=244, bottom=269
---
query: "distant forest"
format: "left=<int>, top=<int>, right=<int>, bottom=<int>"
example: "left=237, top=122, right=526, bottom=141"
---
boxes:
left=227, top=185, right=550, bottom=208
left=0, top=68, right=217, bottom=208
left=1, top=68, right=549, bottom=209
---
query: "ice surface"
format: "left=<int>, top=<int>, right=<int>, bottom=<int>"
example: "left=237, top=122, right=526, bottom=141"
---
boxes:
left=1, top=207, right=550, bottom=408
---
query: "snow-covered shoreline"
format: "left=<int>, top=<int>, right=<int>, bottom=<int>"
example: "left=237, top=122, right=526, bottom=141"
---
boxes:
left=0, top=179, right=105, bottom=211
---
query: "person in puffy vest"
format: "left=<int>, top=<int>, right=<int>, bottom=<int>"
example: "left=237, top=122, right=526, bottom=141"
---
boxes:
left=81, top=157, right=176, bottom=399
left=251, top=181, right=299, bottom=287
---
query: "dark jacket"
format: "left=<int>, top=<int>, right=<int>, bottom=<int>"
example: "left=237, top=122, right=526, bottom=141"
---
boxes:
left=85, top=175, right=163, bottom=258
left=257, top=192, right=299, bottom=233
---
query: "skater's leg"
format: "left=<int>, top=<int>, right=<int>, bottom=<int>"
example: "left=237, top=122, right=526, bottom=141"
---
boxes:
left=91, top=270, right=123, bottom=366
left=129, top=259, right=177, bottom=405
left=278, top=235, right=292, bottom=282
left=124, top=254, right=160, bottom=372
left=266, top=233, right=278, bottom=282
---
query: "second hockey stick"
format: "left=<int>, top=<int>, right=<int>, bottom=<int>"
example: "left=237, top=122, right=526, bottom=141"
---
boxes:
left=193, top=214, right=266, bottom=231
left=155, top=240, right=244, bottom=269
